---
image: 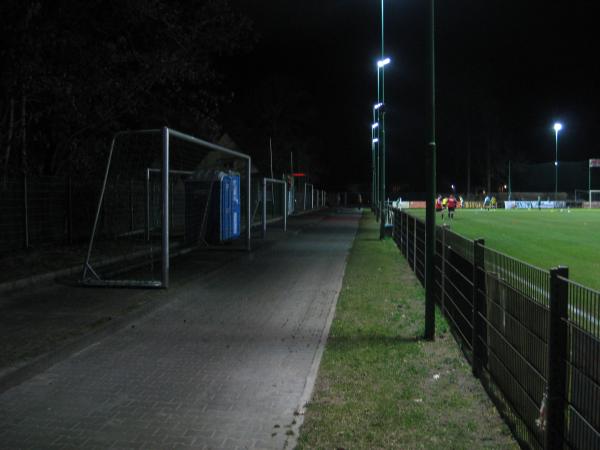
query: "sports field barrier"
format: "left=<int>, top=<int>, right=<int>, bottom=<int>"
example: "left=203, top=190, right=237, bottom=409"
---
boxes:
left=392, top=209, right=599, bottom=450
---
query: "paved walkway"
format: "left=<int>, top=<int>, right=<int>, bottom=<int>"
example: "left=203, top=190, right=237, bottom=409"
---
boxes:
left=0, top=209, right=360, bottom=449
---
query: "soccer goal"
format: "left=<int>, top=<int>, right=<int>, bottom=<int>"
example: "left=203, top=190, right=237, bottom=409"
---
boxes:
left=304, top=183, right=314, bottom=210
left=590, top=191, right=600, bottom=208
left=81, top=127, right=252, bottom=289
left=262, top=177, right=287, bottom=236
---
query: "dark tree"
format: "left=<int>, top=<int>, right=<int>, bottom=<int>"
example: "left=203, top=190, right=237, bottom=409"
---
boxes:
left=0, top=0, right=254, bottom=181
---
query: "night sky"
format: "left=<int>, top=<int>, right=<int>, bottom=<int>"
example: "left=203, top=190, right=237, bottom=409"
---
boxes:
left=221, top=1, right=599, bottom=193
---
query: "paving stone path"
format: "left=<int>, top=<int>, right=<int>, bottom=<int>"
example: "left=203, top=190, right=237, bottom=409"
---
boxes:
left=0, top=209, right=360, bottom=450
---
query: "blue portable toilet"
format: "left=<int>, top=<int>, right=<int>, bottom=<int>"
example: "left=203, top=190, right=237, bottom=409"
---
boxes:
left=184, top=169, right=240, bottom=244
left=219, top=172, right=241, bottom=241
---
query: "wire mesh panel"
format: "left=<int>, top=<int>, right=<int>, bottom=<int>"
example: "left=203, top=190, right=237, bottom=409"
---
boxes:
left=442, top=229, right=475, bottom=353
left=414, top=219, right=426, bottom=284
left=406, top=216, right=415, bottom=272
left=485, top=247, right=550, bottom=306
left=0, top=178, right=27, bottom=253
left=82, top=128, right=251, bottom=288
left=481, top=251, right=551, bottom=449
left=564, top=279, right=600, bottom=450
left=433, top=226, right=443, bottom=305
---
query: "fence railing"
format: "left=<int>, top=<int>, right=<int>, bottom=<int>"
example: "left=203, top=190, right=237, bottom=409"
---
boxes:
left=0, top=175, right=102, bottom=254
left=392, top=209, right=600, bottom=450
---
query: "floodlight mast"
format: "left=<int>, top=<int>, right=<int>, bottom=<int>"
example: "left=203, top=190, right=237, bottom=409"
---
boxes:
left=373, top=103, right=382, bottom=209
left=376, top=52, right=390, bottom=238
left=424, top=0, right=436, bottom=341
left=553, top=122, right=562, bottom=200
left=372, top=119, right=380, bottom=210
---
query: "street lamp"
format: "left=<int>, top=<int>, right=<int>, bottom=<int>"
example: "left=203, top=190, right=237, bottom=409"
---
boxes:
left=372, top=138, right=379, bottom=143
left=553, top=122, right=563, bottom=200
left=372, top=123, right=379, bottom=129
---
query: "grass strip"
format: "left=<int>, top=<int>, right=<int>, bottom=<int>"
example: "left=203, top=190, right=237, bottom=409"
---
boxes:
left=297, top=213, right=517, bottom=450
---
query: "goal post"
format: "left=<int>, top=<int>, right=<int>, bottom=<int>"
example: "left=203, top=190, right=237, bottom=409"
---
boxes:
left=262, top=177, right=287, bottom=236
left=304, top=183, right=314, bottom=210
left=589, top=190, right=600, bottom=208
left=81, top=127, right=252, bottom=289
left=589, top=159, right=600, bottom=208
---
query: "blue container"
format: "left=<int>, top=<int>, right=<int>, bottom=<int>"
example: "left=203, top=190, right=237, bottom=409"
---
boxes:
left=219, top=172, right=241, bottom=241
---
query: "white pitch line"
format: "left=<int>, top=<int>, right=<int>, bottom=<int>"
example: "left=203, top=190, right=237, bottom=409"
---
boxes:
left=489, top=265, right=599, bottom=328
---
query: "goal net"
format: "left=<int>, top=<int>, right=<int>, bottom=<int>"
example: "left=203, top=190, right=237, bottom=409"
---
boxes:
left=81, top=128, right=252, bottom=288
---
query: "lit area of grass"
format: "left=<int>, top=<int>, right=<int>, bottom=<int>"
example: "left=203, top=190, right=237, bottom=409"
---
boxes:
left=297, top=213, right=517, bottom=450
left=409, top=208, right=600, bottom=290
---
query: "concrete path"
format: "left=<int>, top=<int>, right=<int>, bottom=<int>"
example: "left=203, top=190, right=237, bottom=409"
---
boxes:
left=0, top=209, right=360, bottom=450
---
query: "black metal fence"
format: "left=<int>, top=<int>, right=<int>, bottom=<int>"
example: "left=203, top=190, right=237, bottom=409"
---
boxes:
left=0, top=175, right=102, bottom=254
left=392, top=209, right=600, bottom=450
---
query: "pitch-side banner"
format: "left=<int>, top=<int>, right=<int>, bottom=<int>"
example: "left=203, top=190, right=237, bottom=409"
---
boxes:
left=505, top=201, right=567, bottom=209
left=590, top=159, right=600, bottom=168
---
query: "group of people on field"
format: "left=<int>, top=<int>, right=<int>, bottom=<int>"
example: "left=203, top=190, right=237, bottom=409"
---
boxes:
left=482, top=194, right=498, bottom=210
left=435, top=194, right=463, bottom=220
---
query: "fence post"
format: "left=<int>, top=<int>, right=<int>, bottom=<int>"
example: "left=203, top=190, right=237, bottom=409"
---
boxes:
left=129, top=179, right=134, bottom=232
left=399, top=211, right=403, bottom=251
left=145, top=168, right=150, bottom=241
left=283, top=182, right=287, bottom=232
left=404, top=214, right=410, bottom=256
left=23, top=174, right=29, bottom=249
left=262, top=178, right=267, bottom=238
left=545, top=266, right=569, bottom=450
left=303, top=183, right=306, bottom=211
left=67, top=176, right=73, bottom=244
left=472, top=238, right=486, bottom=378
left=413, top=216, right=417, bottom=270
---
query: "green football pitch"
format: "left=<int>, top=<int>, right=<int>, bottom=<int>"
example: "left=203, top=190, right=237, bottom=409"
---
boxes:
left=407, top=208, right=600, bottom=291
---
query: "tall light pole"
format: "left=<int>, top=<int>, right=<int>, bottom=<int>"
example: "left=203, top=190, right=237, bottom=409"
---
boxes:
left=553, top=122, right=562, bottom=200
left=373, top=103, right=383, bottom=217
left=372, top=123, right=379, bottom=208
left=424, top=0, right=436, bottom=340
left=377, top=56, right=390, bottom=239
left=376, top=0, right=388, bottom=239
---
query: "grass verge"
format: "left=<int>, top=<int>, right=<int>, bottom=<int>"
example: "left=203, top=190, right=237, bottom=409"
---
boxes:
left=296, top=213, right=517, bottom=450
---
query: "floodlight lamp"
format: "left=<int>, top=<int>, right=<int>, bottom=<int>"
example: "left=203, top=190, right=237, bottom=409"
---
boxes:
left=372, top=123, right=379, bottom=129
left=553, top=123, right=563, bottom=132
left=374, top=103, right=383, bottom=110
left=377, top=57, right=391, bottom=68
left=372, top=138, right=379, bottom=144
left=555, top=161, right=558, bottom=166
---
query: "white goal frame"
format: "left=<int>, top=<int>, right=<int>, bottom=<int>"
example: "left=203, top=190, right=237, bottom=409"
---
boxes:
left=81, top=127, right=252, bottom=289
left=590, top=190, right=600, bottom=208
left=304, top=183, right=314, bottom=210
left=262, top=177, right=287, bottom=236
